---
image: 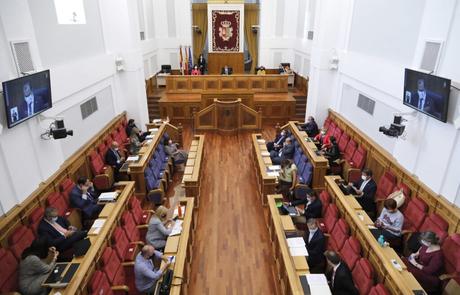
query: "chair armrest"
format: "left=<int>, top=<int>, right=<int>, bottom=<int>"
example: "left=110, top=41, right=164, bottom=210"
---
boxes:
left=121, top=261, right=135, bottom=267
left=136, top=224, right=149, bottom=230
left=439, top=273, right=456, bottom=281
left=111, top=285, right=130, bottom=292
left=131, top=241, right=145, bottom=246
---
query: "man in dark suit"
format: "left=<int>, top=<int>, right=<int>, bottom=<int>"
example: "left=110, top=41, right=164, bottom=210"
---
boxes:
left=270, top=137, right=294, bottom=165
left=221, top=65, right=232, bottom=75
left=266, top=129, right=288, bottom=152
left=406, top=79, right=442, bottom=118
left=348, top=168, right=377, bottom=216
left=69, top=177, right=102, bottom=223
left=325, top=250, right=359, bottom=295
left=287, top=188, right=323, bottom=224
left=105, top=141, right=125, bottom=177
left=18, top=82, right=47, bottom=120
left=38, top=207, right=87, bottom=253
left=303, top=218, right=326, bottom=273
left=300, top=116, right=319, bottom=138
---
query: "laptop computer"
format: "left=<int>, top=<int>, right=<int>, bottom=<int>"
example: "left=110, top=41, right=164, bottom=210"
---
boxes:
left=42, top=263, right=80, bottom=288
left=73, top=237, right=91, bottom=257
left=279, top=204, right=298, bottom=216
left=43, top=263, right=68, bottom=285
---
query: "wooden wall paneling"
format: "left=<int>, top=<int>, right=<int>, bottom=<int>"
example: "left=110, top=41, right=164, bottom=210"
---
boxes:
left=416, top=183, right=439, bottom=213
left=204, top=77, right=220, bottom=91
left=250, top=76, right=264, bottom=92
left=436, top=196, right=460, bottom=234
left=191, top=79, right=204, bottom=92
left=207, top=52, right=244, bottom=74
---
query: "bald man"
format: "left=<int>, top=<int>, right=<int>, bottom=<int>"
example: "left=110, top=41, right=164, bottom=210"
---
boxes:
left=134, top=245, right=171, bottom=294
left=105, top=141, right=125, bottom=178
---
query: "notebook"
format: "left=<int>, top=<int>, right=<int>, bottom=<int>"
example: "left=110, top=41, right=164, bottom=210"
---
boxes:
left=98, top=191, right=119, bottom=202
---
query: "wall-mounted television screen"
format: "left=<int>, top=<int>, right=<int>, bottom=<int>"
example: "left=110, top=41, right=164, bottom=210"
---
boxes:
left=403, top=68, right=450, bottom=122
left=2, top=70, right=52, bottom=128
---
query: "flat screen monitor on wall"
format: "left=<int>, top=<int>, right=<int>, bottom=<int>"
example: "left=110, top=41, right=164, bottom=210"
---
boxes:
left=2, top=70, right=52, bottom=128
left=403, top=68, right=451, bottom=123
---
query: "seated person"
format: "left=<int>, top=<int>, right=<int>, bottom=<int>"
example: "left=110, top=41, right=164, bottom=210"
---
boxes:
left=129, top=129, right=143, bottom=155
left=278, top=64, right=285, bottom=74
left=325, top=250, right=359, bottom=295
left=221, top=65, right=233, bottom=75
left=303, top=218, right=326, bottom=273
left=270, top=137, right=294, bottom=165
left=314, top=128, right=331, bottom=150
left=69, top=177, right=102, bottom=223
left=403, top=231, right=444, bottom=294
left=277, top=159, right=297, bottom=200
left=134, top=244, right=171, bottom=294
left=256, top=66, right=266, bottom=75
left=321, top=136, right=340, bottom=166
left=266, top=129, right=288, bottom=152
left=164, top=138, right=188, bottom=166
left=283, top=65, right=293, bottom=74
left=145, top=206, right=173, bottom=250
left=191, top=64, right=201, bottom=75
left=126, top=119, right=148, bottom=142
left=18, top=237, right=59, bottom=295
left=348, top=168, right=377, bottom=216
left=105, top=141, right=125, bottom=176
left=374, top=199, right=403, bottom=240
left=300, top=116, right=319, bottom=138
left=38, top=207, right=87, bottom=254
left=286, top=188, right=322, bottom=224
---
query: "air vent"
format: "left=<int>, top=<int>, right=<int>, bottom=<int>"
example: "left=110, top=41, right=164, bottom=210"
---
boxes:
left=80, top=97, right=98, bottom=119
left=357, top=93, right=375, bottom=115
left=420, top=41, right=442, bottom=73
left=140, top=31, right=145, bottom=41
left=307, top=31, right=314, bottom=40
left=10, top=41, right=35, bottom=75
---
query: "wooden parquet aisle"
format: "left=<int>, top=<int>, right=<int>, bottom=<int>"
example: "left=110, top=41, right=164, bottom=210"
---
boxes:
left=187, top=128, right=279, bottom=295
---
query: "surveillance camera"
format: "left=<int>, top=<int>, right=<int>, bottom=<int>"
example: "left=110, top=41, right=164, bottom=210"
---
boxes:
left=50, top=119, right=73, bottom=139
left=378, top=115, right=406, bottom=138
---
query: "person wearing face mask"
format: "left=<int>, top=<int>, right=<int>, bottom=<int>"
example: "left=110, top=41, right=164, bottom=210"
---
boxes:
left=325, top=250, right=359, bottom=295
left=373, top=199, right=404, bottom=241
left=37, top=207, right=87, bottom=254
left=348, top=168, right=377, bottom=217
left=105, top=141, right=126, bottom=178
left=286, top=188, right=322, bottom=225
left=314, top=128, right=331, bottom=150
left=126, top=119, right=149, bottom=142
left=303, top=218, right=326, bottom=273
left=403, top=231, right=444, bottom=294
left=266, top=129, right=288, bottom=152
left=69, top=177, right=103, bottom=225
left=145, top=206, right=174, bottom=251
left=134, top=244, right=171, bottom=294
left=270, top=137, right=295, bottom=165
left=164, top=138, right=188, bottom=167
left=300, top=116, right=319, bottom=138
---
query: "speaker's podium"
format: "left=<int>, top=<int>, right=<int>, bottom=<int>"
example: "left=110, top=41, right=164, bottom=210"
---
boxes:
left=194, top=98, right=262, bottom=134
left=208, top=53, right=244, bottom=74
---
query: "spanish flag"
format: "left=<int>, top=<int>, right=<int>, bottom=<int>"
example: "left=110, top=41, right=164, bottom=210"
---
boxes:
left=179, top=45, right=184, bottom=75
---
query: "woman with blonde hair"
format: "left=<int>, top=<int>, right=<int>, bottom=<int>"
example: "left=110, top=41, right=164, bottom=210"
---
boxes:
left=145, top=206, right=173, bottom=250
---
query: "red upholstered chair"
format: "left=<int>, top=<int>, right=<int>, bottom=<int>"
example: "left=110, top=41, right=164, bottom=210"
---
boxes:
left=345, top=146, right=368, bottom=183
left=418, top=213, right=449, bottom=244
left=319, top=191, right=331, bottom=216
left=89, top=270, right=115, bottom=295
left=328, top=122, right=337, bottom=136
left=343, top=139, right=357, bottom=162
left=97, top=142, right=109, bottom=159
left=89, top=150, right=114, bottom=191
left=128, top=196, right=153, bottom=227
left=8, top=225, right=35, bottom=259
left=318, top=203, right=339, bottom=234
left=441, top=234, right=460, bottom=289
left=100, top=247, right=131, bottom=294
left=59, top=178, right=75, bottom=201
left=28, top=207, right=45, bottom=235
left=338, top=133, right=350, bottom=153
left=340, top=236, right=361, bottom=271
left=46, top=192, right=72, bottom=218
left=369, top=283, right=390, bottom=295
left=333, top=127, right=343, bottom=143
left=328, top=218, right=350, bottom=251
left=352, top=258, right=374, bottom=295
left=393, top=183, right=411, bottom=212
left=375, top=171, right=397, bottom=202
left=121, top=211, right=143, bottom=243
left=112, top=227, right=140, bottom=262
left=0, top=248, right=19, bottom=293
left=402, top=197, right=428, bottom=233
left=117, top=124, right=128, bottom=142
left=324, top=118, right=332, bottom=130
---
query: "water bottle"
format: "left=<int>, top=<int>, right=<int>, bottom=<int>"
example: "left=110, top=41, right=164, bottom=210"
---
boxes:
left=378, top=235, right=385, bottom=247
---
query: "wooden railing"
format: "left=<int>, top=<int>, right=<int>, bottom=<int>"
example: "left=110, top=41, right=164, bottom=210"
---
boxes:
left=327, top=109, right=460, bottom=233
left=183, top=135, right=205, bottom=209
left=251, top=134, right=277, bottom=206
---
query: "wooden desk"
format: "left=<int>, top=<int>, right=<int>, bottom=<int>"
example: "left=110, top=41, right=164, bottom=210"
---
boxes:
left=324, top=176, right=425, bottom=295
left=183, top=135, right=205, bottom=208
left=251, top=134, right=277, bottom=206
left=49, top=182, right=135, bottom=295
left=283, top=122, right=329, bottom=191
left=267, top=194, right=310, bottom=295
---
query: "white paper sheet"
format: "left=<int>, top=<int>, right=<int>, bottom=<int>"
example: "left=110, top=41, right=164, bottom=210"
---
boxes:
left=268, top=165, right=281, bottom=171
left=267, top=171, right=279, bottom=177
left=306, top=274, right=329, bottom=285
left=257, top=139, right=266, bottom=143
left=261, top=151, right=270, bottom=156
left=126, top=155, right=140, bottom=162
left=92, top=219, right=106, bottom=228
left=98, top=192, right=118, bottom=201
left=286, top=237, right=305, bottom=248
left=289, top=246, right=309, bottom=256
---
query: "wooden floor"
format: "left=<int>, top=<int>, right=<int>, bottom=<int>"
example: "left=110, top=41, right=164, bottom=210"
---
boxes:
left=186, top=127, right=279, bottom=295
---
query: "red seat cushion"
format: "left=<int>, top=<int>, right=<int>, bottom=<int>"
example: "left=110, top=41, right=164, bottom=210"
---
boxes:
left=112, top=227, right=136, bottom=262
left=442, top=234, right=460, bottom=275
left=419, top=213, right=449, bottom=244
left=121, top=211, right=141, bottom=243
left=350, top=146, right=367, bottom=169
left=376, top=171, right=396, bottom=201
left=340, top=236, right=361, bottom=270
left=319, top=191, right=331, bottom=216
left=324, top=118, right=331, bottom=130
left=8, top=225, right=36, bottom=259
left=89, top=270, right=114, bottom=295
left=333, top=127, right=343, bottom=143
left=352, top=258, right=374, bottom=295
left=319, top=203, right=338, bottom=233
left=343, top=139, right=357, bottom=162
left=59, top=178, right=75, bottom=199
left=101, top=247, right=125, bottom=286
left=328, top=122, right=337, bottom=136
left=46, top=192, right=69, bottom=217
left=129, top=196, right=150, bottom=225
left=0, top=248, right=19, bottom=292
left=90, top=151, right=106, bottom=175
left=328, top=218, right=350, bottom=251
left=338, top=133, right=350, bottom=153
left=403, top=198, right=428, bottom=232
left=369, top=283, right=390, bottom=295
left=28, top=207, right=45, bottom=235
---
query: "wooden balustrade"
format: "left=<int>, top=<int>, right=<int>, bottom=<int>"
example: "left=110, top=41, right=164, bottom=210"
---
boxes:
left=182, top=135, right=205, bottom=209
left=251, top=134, right=277, bottom=206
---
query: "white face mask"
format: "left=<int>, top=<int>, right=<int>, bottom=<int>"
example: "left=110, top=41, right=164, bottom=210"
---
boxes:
left=321, top=131, right=326, bottom=135
left=114, top=148, right=119, bottom=151
left=361, top=175, right=367, bottom=181
left=308, top=227, right=318, bottom=233
left=51, top=217, right=58, bottom=223
left=420, top=240, right=431, bottom=247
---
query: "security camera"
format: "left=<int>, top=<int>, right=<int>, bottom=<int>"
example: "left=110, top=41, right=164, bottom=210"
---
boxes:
left=41, top=119, right=73, bottom=140
left=379, top=115, right=406, bottom=138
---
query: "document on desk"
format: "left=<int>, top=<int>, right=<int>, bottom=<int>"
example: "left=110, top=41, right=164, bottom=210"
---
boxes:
left=268, top=165, right=281, bottom=171
left=257, top=139, right=266, bottom=144
left=289, top=246, right=309, bottom=257
left=145, top=134, right=155, bottom=139
left=169, top=220, right=183, bottom=236
left=267, top=171, right=279, bottom=177
left=287, top=237, right=305, bottom=248
left=98, top=192, right=119, bottom=202
left=149, top=128, right=159, bottom=132
left=305, top=274, right=332, bottom=295
left=126, top=155, right=140, bottom=162
left=152, top=119, right=162, bottom=123
left=261, top=151, right=270, bottom=156
left=89, top=219, right=106, bottom=235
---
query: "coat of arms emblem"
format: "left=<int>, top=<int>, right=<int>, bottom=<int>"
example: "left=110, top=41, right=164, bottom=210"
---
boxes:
left=218, top=20, right=233, bottom=41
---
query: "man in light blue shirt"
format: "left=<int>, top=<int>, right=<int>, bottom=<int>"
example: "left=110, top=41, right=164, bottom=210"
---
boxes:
left=134, top=244, right=171, bottom=293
